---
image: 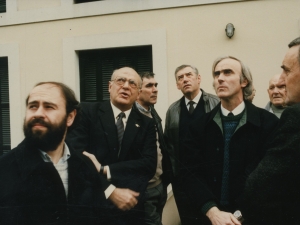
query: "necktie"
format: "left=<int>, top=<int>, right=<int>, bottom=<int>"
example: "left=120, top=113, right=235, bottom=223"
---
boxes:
left=116, top=112, right=125, bottom=156
left=227, top=112, right=234, bottom=117
left=188, top=101, right=195, bottom=114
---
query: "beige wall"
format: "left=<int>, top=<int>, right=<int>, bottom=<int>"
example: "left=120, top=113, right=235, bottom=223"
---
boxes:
left=0, top=0, right=299, bottom=147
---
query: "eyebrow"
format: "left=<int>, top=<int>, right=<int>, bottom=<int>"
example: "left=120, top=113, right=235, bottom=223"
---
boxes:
left=145, top=82, right=158, bottom=86
left=28, top=100, right=57, bottom=107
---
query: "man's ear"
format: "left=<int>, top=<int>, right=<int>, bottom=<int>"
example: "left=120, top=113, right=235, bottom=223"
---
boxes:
left=66, top=109, right=76, bottom=127
left=241, top=78, right=248, bottom=88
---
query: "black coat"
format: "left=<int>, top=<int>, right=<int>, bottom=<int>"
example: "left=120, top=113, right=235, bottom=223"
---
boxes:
left=66, top=101, right=157, bottom=224
left=0, top=139, right=107, bottom=225
left=67, top=101, right=157, bottom=193
left=183, top=101, right=279, bottom=222
left=240, top=103, right=300, bottom=225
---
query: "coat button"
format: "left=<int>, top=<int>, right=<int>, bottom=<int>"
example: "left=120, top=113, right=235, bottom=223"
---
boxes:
left=214, top=177, right=217, bottom=182
left=216, top=148, right=219, bottom=151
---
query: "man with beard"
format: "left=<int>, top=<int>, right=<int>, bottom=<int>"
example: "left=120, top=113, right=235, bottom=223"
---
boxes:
left=0, top=82, right=107, bottom=225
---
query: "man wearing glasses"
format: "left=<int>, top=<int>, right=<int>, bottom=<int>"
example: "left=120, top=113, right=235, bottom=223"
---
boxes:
left=67, top=67, right=157, bottom=225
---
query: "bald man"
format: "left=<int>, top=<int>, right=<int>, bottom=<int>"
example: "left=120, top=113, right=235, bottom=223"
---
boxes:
left=265, top=74, right=286, bottom=118
left=67, top=67, right=157, bottom=225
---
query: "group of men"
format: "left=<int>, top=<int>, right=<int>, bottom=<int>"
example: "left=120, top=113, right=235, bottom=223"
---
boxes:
left=0, top=36, right=300, bottom=225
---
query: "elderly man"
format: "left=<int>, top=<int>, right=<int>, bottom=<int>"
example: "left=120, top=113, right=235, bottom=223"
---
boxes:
left=135, top=72, right=173, bottom=225
left=164, top=64, right=219, bottom=224
left=67, top=67, right=157, bottom=225
left=0, top=82, right=107, bottom=224
left=241, top=37, right=300, bottom=224
left=264, top=74, right=286, bottom=118
left=183, top=56, right=278, bottom=225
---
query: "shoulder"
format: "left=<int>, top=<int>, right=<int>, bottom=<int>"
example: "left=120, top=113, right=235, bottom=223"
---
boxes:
left=247, top=102, right=279, bottom=128
left=167, top=98, right=182, bottom=112
left=80, top=101, right=103, bottom=112
left=202, top=89, right=219, bottom=102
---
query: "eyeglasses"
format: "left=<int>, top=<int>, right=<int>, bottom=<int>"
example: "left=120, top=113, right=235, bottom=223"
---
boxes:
left=111, top=77, right=138, bottom=89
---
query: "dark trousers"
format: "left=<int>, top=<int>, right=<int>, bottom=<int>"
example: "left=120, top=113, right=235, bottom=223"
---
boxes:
left=144, top=182, right=168, bottom=225
left=172, top=178, right=205, bottom=225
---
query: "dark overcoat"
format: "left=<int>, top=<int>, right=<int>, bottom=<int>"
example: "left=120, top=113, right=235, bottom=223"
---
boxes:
left=183, top=101, right=279, bottom=223
left=0, top=138, right=107, bottom=225
left=241, top=103, right=300, bottom=225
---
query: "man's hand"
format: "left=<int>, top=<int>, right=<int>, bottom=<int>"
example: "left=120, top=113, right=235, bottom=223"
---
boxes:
left=83, top=151, right=100, bottom=172
left=108, top=188, right=140, bottom=211
left=206, top=207, right=241, bottom=225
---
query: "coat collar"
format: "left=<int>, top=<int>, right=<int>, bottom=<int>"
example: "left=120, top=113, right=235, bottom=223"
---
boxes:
left=208, top=101, right=261, bottom=127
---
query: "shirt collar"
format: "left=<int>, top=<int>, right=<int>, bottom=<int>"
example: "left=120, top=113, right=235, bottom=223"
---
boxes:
left=185, top=89, right=202, bottom=106
left=221, top=101, right=245, bottom=116
left=110, top=101, right=132, bottom=121
left=39, top=143, right=71, bottom=163
left=135, top=102, right=151, bottom=114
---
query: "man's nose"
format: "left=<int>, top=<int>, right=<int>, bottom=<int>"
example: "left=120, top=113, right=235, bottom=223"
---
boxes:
left=33, top=106, right=45, bottom=118
left=153, top=86, right=158, bottom=92
left=278, top=73, right=286, bottom=87
left=122, top=80, right=130, bottom=89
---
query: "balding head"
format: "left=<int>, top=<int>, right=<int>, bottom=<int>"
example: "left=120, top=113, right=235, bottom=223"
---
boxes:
left=109, top=67, right=141, bottom=111
left=268, top=74, right=286, bottom=107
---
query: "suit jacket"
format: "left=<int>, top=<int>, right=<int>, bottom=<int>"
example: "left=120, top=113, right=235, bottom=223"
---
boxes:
left=183, top=101, right=279, bottom=223
left=240, top=103, right=300, bottom=225
left=67, top=101, right=157, bottom=197
left=0, top=138, right=107, bottom=225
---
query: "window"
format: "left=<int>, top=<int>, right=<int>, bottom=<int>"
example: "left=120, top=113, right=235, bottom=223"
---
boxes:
left=78, top=45, right=153, bottom=102
left=0, top=0, right=6, bottom=13
left=0, top=57, right=10, bottom=155
left=75, top=0, right=103, bottom=4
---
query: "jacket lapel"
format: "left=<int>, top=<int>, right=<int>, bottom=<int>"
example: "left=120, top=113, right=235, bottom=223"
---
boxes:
left=118, top=109, right=141, bottom=161
left=98, top=101, right=119, bottom=162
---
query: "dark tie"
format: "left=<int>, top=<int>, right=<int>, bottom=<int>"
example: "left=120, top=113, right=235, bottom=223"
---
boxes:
left=227, top=112, right=234, bottom=117
left=116, top=112, right=125, bottom=156
left=188, top=101, right=195, bottom=114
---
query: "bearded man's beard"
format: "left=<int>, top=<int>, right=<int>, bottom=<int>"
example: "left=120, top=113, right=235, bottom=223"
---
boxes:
left=23, top=117, right=67, bottom=152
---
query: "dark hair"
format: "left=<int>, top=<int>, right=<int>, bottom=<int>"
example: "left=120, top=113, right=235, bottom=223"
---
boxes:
left=26, top=81, right=80, bottom=131
left=138, top=72, right=155, bottom=80
left=288, top=37, right=300, bottom=66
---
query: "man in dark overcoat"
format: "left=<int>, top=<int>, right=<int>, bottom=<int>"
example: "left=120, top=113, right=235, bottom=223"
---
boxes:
left=240, top=37, right=300, bottom=224
left=183, top=56, right=278, bottom=225
left=0, top=82, right=107, bottom=225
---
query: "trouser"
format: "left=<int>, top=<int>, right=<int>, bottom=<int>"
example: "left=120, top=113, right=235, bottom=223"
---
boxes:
left=144, top=182, right=168, bottom=225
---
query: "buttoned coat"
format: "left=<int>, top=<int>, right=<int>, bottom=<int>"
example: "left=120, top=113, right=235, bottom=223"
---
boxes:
left=183, top=101, right=279, bottom=221
left=0, top=138, right=107, bottom=225
left=164, top=89, right=219, bottom=177
left=67, top=101, right=157, bottom=201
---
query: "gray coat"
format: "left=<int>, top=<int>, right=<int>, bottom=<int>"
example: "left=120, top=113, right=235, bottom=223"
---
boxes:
left=164, top=89, right=219, bottom=177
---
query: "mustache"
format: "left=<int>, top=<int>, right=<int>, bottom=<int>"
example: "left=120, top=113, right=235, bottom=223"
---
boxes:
left=27, top=118, right=49, bottom=128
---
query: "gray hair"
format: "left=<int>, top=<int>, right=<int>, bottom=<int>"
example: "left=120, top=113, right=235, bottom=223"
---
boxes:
left=174, top=65, right=199, bottom=81
left=212, top=56, right=253, bottom=100
left=288, top=37, right=300, bottom=67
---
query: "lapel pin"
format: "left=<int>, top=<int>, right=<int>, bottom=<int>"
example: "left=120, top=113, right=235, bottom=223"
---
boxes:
left=135, top=124, right=140, bottom=127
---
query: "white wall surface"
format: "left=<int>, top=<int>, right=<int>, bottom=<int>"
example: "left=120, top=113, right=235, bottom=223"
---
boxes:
left=0, top=0, right=299, bottom=146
